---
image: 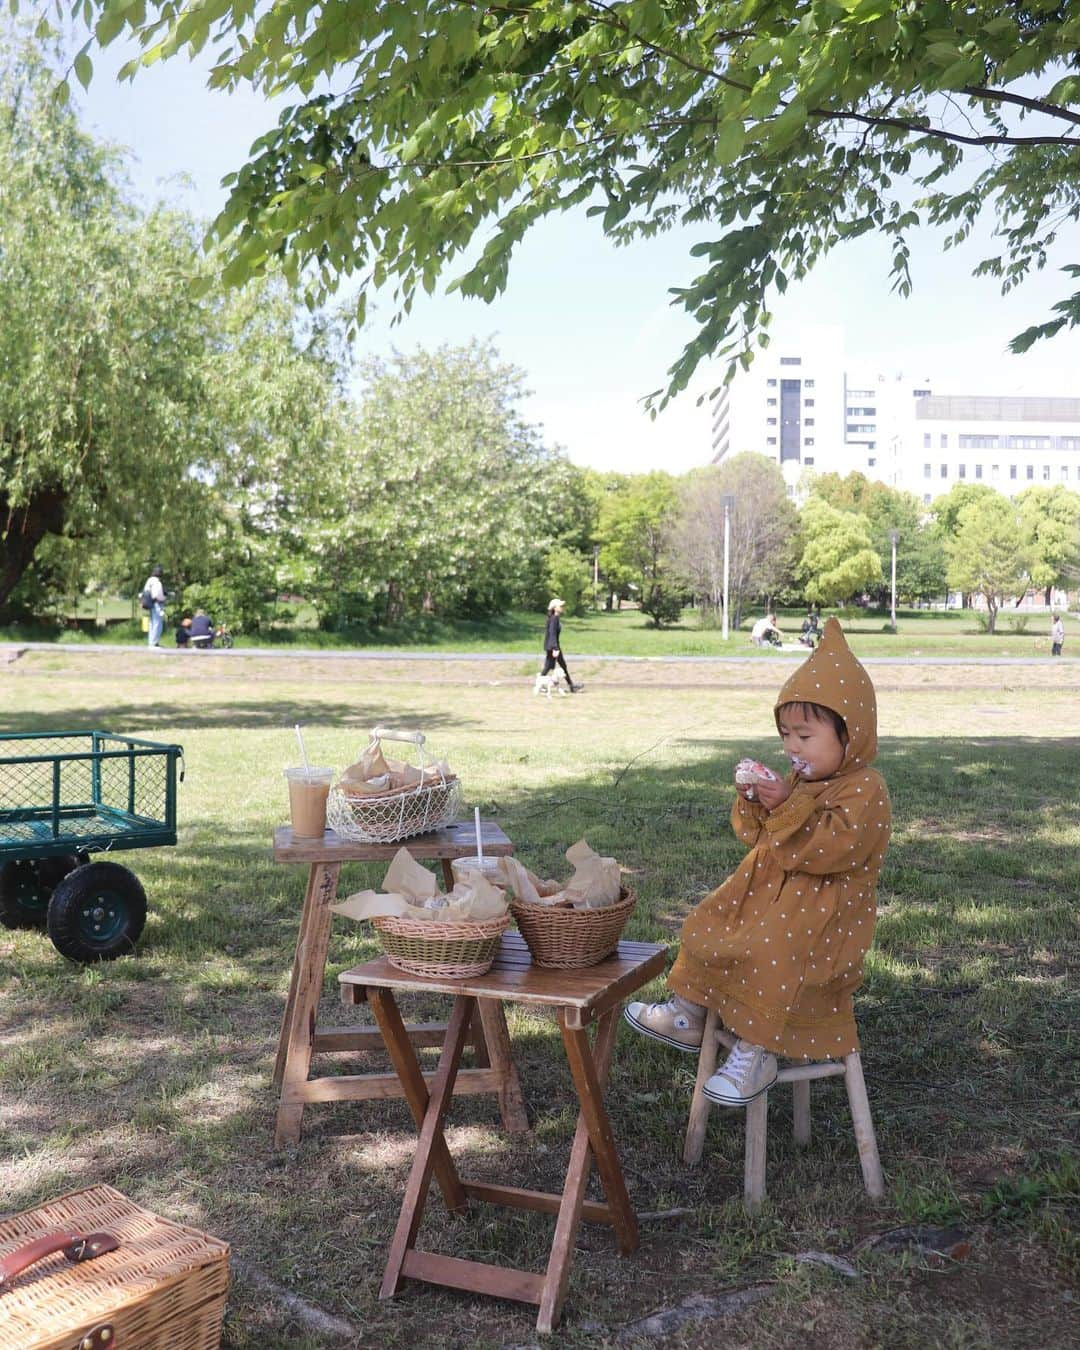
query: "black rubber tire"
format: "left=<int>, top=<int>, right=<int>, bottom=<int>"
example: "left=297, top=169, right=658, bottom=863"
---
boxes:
left=218, top=633, right=234, bottom=649
left=0, top=854, right=80, bottom=930
left=46, top=861, right=148, bottom=962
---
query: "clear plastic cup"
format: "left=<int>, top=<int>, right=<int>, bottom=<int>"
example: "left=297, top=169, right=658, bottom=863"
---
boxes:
left=284, top=767, right=333, bottom=838
left=451, top=855, right=504, bottom=888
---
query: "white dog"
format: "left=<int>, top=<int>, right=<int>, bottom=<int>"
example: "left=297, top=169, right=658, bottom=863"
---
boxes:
left=533, top=670, right=569, bottom=698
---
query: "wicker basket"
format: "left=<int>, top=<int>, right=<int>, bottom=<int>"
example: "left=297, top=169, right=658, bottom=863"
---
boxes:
left=510, top=887, right=637, bottom=969
left=327, top=725, right=462, bottom=843
left=0, top=1184, right=229, bottom=1350
left=372, top=912, right=510, bottom=979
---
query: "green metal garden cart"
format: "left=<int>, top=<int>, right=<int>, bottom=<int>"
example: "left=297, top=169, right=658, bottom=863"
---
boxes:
left=0, top=731, right=184, bottom=962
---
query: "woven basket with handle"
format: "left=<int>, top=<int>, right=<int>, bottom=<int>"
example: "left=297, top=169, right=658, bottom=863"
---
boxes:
left=372, top=912, right=510, bottom=979
left=509, top=887, right=637, bottom=969
left=0, top=1184, right=229, bottom=1350
left=327, top=725, right=461, bottom=843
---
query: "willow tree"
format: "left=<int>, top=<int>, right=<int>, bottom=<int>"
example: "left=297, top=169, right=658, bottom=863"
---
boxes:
left=0, top=33, right=357, bottom=621
left=0, top=38, right=212, bottom=613
left=66, top=0, right=1080, bottom=401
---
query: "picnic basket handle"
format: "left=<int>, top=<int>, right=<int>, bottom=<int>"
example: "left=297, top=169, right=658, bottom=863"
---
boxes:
left=367, top=726, right=446, bottom=794
left=0, top=1230, right=119, bottom=1288
left=370, top=726, right=426, bottom=747
left=75, top=1326, right=116, bottom=1349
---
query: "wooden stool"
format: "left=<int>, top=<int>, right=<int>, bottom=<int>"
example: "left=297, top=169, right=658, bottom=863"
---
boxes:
left=683, top=1010, right=884, bottom=1210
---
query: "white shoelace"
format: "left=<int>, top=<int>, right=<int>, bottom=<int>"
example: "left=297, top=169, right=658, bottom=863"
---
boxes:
left=722, top=1041, right=755, bottom=1086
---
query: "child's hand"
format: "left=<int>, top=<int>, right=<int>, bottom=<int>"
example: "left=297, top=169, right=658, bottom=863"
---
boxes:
left=755, top=775, right=792, bottom=811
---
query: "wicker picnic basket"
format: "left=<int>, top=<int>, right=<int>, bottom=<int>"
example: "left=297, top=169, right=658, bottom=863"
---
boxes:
left=510, top=887, right=637, bottom=969
left=0, top=1183, right=229, bottom=1350
left=372, top=912, right=510, bottom=979
left=326, top=726, right=462, bottom=844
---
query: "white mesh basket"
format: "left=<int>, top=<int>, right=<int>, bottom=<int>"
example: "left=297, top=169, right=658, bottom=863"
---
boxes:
left=326, top=726, right=462, bottom=843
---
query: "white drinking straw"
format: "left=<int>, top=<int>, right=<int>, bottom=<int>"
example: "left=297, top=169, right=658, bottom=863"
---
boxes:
left=294, top=724, right=309, bottom=771
left=474, top=806, right=483, bottom=861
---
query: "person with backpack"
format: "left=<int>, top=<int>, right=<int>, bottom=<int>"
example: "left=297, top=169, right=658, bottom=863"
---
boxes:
left=141, top=565, right=166, bottom=648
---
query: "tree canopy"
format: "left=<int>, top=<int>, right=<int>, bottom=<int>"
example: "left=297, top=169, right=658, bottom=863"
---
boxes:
left=1017, top=484, right=1080, bottom=602
left=310, top=341, right=580, bottom=627
left=0, top=39, right=208, bottom=613
left=64, top=0, right=1080, bottom=401
left=797, top=496, right=882, bottom=606
left=0, top=32, right=359, bottom=623
left=670, top=454, right=798, bottom=628
left=945, top=492, right=1032, bottom=632
left=809, top=471, right=946, bottom=602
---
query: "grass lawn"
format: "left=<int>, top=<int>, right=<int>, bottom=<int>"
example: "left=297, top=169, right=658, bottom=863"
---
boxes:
left=4, top=603, right=1079, bottom=660
left=1, top=651, right=1077, bottom=1348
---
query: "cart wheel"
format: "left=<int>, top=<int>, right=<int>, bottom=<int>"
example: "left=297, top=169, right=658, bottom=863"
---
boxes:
left=219, top=633, right=234, bottom=650
left=0, top=854, right=80, bottom=930
left=46, top=862, right=148, bottom=962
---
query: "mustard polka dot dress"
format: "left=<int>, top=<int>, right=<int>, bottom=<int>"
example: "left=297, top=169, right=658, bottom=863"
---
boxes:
left=668, top=619, right=891, bottom=1060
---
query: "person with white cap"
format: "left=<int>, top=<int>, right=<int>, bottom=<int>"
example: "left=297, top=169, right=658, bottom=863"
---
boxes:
left=540, top=598, right=576, bottom=692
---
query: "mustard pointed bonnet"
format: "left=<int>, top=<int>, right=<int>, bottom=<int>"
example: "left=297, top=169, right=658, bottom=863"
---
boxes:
left=774, top=618, right=877, bottom=771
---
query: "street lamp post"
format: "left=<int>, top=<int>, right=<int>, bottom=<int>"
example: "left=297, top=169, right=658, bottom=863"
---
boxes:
left=722, top=494, right=735, bottom=641
left=888, top=529, right=900, bottom=630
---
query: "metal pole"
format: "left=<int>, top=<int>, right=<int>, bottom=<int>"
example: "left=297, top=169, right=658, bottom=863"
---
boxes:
left=722, top=501, right=731, bottom=641
left=890, top=535, right=897, bottom=629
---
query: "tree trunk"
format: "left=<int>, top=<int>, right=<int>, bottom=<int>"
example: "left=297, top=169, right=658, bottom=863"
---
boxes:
left=0, top=487, right=68, bottom=619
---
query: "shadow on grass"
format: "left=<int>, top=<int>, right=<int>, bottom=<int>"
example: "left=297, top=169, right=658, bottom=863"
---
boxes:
left=1, top=735, right=1076, bottom=1341
left=0, top=701, right=480, bottom=734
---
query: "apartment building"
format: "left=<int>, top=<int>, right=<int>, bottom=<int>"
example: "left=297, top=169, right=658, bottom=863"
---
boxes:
left=710, top=327, right=1080, bottom=502
left=902, top=395, right=1080, bottom=504
left=710, top=324, right=850, bottom=492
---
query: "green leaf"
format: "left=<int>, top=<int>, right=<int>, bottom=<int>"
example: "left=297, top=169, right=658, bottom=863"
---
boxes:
left=95, top=9, right=127, bottom=46
left=74, top=51, right=93, bottom=92
left=714, top=119, right=746, bottom=166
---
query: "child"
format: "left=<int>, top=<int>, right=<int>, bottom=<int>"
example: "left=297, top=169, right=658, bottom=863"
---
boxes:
left=1050, top=613, right=1064, bottom=657
left=626, top=618, right=891, bottom=1105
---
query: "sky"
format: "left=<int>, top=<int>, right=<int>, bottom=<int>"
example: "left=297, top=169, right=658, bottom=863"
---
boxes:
left=68, top=28, right=1080, bottom=476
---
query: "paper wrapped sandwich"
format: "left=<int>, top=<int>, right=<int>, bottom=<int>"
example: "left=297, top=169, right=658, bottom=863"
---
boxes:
left=734, top=757, right=779, bottom=800
left=332, top=847, right=507, bottom=924
left=498, top=839, right=622, bottom=911
left=338, top=736, right=455, bottom=799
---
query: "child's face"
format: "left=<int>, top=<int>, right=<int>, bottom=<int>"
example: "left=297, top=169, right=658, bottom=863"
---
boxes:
left=778, top=708, right=846, bottom=780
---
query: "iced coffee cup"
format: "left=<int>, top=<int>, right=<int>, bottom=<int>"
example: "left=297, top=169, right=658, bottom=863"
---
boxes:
left=285, top=767, right=333, bottom=839
left=451, top=855, right=504, bottom=888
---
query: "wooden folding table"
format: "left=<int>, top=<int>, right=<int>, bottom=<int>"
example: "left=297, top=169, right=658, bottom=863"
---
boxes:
left=338, top=933, right=667, bottom=1333
left=271, top=820, right=527, bottom=1148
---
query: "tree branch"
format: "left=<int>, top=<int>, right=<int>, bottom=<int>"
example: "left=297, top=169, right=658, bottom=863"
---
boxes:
left=962, top=84, right=1080, bottom=128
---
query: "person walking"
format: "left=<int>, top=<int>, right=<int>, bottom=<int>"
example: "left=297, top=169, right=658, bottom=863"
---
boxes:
left=1050, top=612, right=1065, bottom=657
left=541, top=598, right=576, bottom=691
left=142, top=565, right=166, bottom=648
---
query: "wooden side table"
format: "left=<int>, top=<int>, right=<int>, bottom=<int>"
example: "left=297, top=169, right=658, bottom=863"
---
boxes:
left=271, top=820, right=527, bottom=1148
left=339, top=933, right=668, bottom=1333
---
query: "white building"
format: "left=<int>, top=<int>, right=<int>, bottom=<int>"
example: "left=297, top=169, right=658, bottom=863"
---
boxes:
left=897, top=394, right=1080, bottom=504
left=710, top=327, right=1080, bottom=503
left=710, top=324, right=850, bottom=492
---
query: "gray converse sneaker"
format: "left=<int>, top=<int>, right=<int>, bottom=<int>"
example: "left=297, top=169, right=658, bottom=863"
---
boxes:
left=624, top=998, right=704, bottom=1052
left=702, top=1039, right=778, bottom=1105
